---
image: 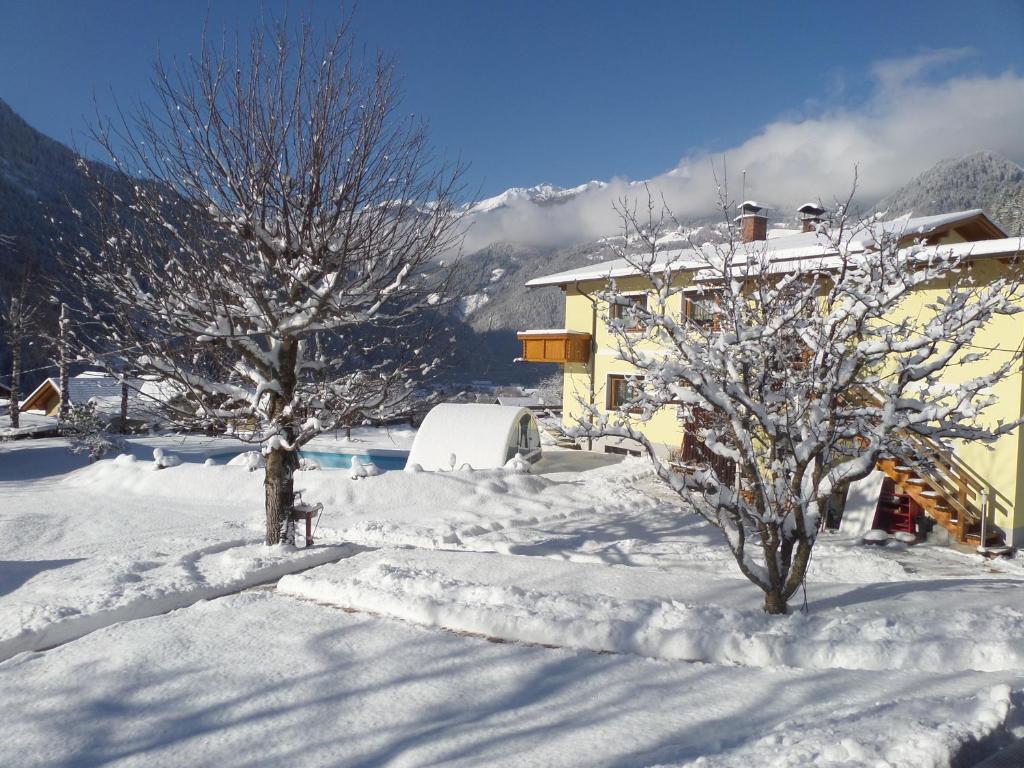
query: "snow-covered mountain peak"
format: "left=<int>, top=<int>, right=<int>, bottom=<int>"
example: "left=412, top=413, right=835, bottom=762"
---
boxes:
left=467, top=180, right=608, bottom=214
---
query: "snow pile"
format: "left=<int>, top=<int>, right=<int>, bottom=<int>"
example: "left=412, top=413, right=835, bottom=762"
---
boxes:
left=503, top=453, right=531, bottom=474
left=348, top=456, right=380, bottom=479
left=152, top=447, right=182, bottom=469
left=863, top=528, right=889, bottom=544
left=227, top=450, right=265, bottom=470
left=297, top=456, right=321, bottom=471
left=280, top=549, right=1024, bottom=672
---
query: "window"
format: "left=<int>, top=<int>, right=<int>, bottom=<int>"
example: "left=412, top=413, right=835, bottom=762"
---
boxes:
left=609, top=294, right=647, bottom=331
left=684, top=291, right=720, bottom=329
left=607, top=374, right=643, bottom=411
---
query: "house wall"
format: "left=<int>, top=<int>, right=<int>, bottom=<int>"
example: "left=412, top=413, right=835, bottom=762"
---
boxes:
left=890, top=257, right=1024, bottom=545
left=562, top=277, right=688, bottom=457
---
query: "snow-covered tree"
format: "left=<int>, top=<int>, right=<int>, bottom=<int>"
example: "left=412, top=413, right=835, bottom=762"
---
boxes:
left=0, top=241, right=41, bottom=429
left=571, top=187, right=1024, bottom=614
left=61, top=400, right=124, bottom=462
left=66, top=15, right=464, bottom=543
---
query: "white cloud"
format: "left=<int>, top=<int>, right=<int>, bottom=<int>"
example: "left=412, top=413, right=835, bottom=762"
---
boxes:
left=463, top=53, right=1024, bottom=253
left=871, top=47, right=974, bottom=93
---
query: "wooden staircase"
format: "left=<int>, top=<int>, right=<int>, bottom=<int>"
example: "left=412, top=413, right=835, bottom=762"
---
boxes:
left=875, top=456, right=1003, bottom=546
left=849, top=384, right=1005, bottom=547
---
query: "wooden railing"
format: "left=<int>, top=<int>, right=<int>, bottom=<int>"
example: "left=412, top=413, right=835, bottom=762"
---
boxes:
left=851, top=385, right=998, bottom=539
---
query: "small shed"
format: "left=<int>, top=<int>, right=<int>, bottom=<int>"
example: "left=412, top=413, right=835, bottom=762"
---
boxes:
left=406, top=403, right=542, bottom=471
left=19, top=371, right=162, bottom=424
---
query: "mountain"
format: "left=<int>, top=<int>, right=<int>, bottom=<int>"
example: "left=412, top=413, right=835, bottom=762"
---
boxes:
left=467, top=181, right=607, bottom=215
left=0, top=98, right=102, bottom=268
left=0, top=98, right=105, bottom=390
left=3, top=96, right=1022, bottom=387
left=876, top=151, right=1024, bottom=235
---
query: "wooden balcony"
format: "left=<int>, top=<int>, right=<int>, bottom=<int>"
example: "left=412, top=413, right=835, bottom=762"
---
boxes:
left=517, top=330, right=591, bottom=364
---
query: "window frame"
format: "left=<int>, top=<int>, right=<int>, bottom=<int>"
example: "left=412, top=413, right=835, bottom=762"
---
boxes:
left=609, top=292, right=648, bottom=332
left=683, top=288, right=721, bottom=330
left=606, top=373, right=644, bottom=413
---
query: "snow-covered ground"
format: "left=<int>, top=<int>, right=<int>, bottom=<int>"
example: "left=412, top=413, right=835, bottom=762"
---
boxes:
left=1, top=590, right=1016, bottom=768
left=0, top=410, right=58, bottom=439
left=2, top=431, right=1023, bottom=766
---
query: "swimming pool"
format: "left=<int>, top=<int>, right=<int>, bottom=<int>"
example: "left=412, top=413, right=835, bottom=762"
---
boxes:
left=300, top=450, right=408, bottom=471
left=211, top=449, right=408, bottom=471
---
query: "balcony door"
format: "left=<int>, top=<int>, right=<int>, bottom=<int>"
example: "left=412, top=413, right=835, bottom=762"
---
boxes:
left=681, top=407, right=736, bottom=487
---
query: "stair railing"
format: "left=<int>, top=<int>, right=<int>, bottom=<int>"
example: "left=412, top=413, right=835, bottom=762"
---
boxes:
left=849, top=385, right=988, bottom=537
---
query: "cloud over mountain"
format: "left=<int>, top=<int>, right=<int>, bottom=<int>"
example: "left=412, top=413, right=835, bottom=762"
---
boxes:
left=463, top=51, right=1024, bottom=253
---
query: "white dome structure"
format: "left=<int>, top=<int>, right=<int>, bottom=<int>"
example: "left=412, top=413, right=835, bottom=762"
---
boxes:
left=406, top=404, right=542, bottom=471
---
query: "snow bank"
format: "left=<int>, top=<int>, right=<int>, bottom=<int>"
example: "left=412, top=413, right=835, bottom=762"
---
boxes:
left=1, top=448, right=655, bottom=661
left=0, top=542, right=358, bottom=662
left=280, top=549, right=1024, bottom=672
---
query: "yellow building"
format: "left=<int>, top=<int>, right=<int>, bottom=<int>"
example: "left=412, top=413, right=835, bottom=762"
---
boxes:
left=519, top=207, right=1024, bottom=548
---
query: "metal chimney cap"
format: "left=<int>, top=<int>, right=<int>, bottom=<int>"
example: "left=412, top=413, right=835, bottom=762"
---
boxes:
left=797, top=202, right=826, bottom=216
left=737, top=200, right=766, bottom=215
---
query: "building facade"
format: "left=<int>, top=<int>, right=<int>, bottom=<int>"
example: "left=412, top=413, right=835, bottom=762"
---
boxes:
left=519, top=208, right=1024, bottom=547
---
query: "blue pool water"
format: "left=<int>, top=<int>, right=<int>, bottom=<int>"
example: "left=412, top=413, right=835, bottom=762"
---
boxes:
left=301, top=450, right=408, bottom=471
left=211, top=449, right=408, bottom=471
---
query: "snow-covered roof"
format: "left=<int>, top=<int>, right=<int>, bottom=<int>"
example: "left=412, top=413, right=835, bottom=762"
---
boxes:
left=406, top=404, right=541, bottom=471
left=525, top=210, right=1012, bottom=288
left=688, top=236, right=1024, bottom=284
left=495, top=395, right=546, bottom=408
left=20, top=372, right=171, bottom=419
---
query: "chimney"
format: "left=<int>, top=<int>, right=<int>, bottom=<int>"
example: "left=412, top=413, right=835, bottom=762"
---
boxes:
left=736, top=201, right=768, bottom=243
left=797, top=202, right=826, bottom=233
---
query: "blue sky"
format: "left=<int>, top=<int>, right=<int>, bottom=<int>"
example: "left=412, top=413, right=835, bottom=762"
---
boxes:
left=1, top=0, right=1023, bottom=203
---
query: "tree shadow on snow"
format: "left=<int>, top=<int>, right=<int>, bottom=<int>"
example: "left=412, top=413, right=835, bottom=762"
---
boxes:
left=0, top=558, right=85, bottom=597
left=811, top=576, right=1024, bottom=611
left=0, top=445, right=91, bottom=482
left=8, top=609, right=994, bottom=768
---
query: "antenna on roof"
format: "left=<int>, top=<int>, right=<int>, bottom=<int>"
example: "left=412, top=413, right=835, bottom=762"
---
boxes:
left=741, top=170, right=746, bottom=204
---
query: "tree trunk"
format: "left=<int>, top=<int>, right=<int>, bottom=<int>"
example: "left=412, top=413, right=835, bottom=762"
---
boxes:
left=120, top=378, right=129, bottom=434
left=263, top=339, right=299, bottom=545
left=9, top=341, right=20, bottom=429
left=764, top=589, right=788, bottom=615
left=264, top=447, right=295, bottom=545
left=58, top=303, right=70, bottom=424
